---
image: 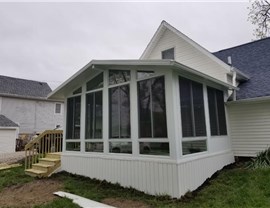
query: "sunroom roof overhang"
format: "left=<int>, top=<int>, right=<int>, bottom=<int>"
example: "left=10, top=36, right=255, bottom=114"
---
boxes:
left=48, top=59, right=237, bottom=100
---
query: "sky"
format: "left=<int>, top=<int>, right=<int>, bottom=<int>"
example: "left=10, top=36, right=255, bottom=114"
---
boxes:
left=0, top=1, right=254, bottom=89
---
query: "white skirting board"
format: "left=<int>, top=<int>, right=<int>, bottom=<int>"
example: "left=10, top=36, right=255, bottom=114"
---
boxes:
left=61, top=150, right=234, bottom=198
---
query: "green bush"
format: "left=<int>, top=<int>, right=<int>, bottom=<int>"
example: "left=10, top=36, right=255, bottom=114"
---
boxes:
left=247, top=147, right=270, bottom=169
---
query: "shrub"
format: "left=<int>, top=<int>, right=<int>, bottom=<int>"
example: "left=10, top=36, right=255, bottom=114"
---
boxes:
left=247, top=147, right=270, bottom=169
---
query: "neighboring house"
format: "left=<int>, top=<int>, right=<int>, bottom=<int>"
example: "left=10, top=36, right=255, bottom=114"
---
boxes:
left=0, top=75, right=64, bottom=134
left=214, top=37, right=270, bottom=157
left=0, top=114, right=19, bottom=153
left=48, top=21, right=269, bottom=198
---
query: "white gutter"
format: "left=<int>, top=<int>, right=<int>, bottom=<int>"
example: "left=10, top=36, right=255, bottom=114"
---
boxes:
left=227, top=95, right=270, bottom=104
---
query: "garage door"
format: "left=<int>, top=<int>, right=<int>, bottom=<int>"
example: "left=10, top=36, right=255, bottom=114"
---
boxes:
left=0, top=129, right=16, bottom=153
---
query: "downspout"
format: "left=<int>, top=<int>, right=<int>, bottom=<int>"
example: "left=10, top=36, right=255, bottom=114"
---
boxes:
left=227, top=56, right=237, bottom=101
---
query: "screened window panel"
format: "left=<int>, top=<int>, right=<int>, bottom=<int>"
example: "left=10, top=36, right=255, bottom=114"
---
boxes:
left=192, top=82, right=206, bottom=136
left=85, top=142, right=103, bottom=152
left=138, top=76, right=167, bottom=138
left=207, top=87, right=227, bottom=136
left=85, top=91, right=103, bottom=139
left=182, top=140, right=207, bottom=155
left=73, top=87, right=82, bottom=95
left=109, top=85, right=130, bottom=138
left=109, top=70, right=130, bottom=85
left=66, top=96, right=81, bottom=139
left=86, top=73, right=104, bottom=91
left=216, top=90, right=227, bottom=135
left=137, top=71, right=155, bottom=79
left=152, top=76, right=167, bottom=138
left=207, top=87, right=218, bottom=136
left=179, top=77, right=193, bottom=137
left=120, top=85, right=130, bottom=138
left=138, top=80, right=152, bottom=138
left=139, top=142, right=169, bottom=156
left=162, top=48, right=174, bottom=60
left=109, top=87, right=120, bottom=138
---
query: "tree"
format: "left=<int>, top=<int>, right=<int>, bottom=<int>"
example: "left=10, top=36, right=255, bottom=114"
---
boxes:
left=249, top=0, right=270, bottom=39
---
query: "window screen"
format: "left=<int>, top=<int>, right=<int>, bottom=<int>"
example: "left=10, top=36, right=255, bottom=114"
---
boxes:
left=162, top=48, right=174, bottom=60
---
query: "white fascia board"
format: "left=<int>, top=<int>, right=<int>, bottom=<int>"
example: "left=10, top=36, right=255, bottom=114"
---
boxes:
left=0, top=127, right=18, bottom=130
left=172, top=61, right=237, bottom=90
left=140, top=21, right=232, bottom=72
left=48, top=59, right=236, bottom=100
left=227, top=96, right=270, bottom=105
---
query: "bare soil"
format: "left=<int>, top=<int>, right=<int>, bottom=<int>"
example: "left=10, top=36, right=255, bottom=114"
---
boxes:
left=0, top=179, right=63, bottom=208
left=102, top=197, right=151, bottom=208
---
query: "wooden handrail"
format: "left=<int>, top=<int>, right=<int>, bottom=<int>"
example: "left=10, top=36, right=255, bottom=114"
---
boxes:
left=25, top=130, right=63, bottom=170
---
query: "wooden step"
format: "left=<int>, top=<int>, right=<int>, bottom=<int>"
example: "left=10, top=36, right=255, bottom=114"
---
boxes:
left=39, top=157, right=60, bottom=166
left=32, top=163, right=54, bottom=172
left=25, top=168, right=47, bottom=177
left=46, top=152, right=61, bottom=159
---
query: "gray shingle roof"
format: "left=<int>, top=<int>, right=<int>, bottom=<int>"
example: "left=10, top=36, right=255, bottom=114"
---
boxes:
left=0, top=75, right=52, bottom=98
left=0, top=114, right=18, bottom=127
left=213, top=37, right=270, bottom=100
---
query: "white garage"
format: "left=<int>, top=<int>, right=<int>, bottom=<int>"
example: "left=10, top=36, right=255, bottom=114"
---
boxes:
left=0, top=115, right=19, bottom=153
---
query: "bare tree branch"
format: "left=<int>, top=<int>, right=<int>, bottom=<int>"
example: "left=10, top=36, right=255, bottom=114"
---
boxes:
left=249, top=0, right=270, bottom=39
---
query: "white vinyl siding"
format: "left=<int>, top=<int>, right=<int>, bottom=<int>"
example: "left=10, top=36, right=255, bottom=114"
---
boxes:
left=228, top=101, right=270, bottom=157
left=0, top=129, right=17, bottom=153
left=143, top=29, right=228, bottom=83
left=1, top=97, right=63, bottom=133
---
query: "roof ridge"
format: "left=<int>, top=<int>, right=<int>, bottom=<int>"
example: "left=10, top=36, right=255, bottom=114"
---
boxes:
left=214, top=37, right=270, bottom=53
left=0, top=74, right=48, bottom=85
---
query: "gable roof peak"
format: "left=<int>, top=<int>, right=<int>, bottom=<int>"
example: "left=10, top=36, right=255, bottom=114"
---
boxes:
left=140, top=20, right=231, bottom=72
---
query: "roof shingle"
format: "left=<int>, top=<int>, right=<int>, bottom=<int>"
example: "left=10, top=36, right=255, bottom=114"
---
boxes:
left=213, top=37, right=270, bottom=100
left=0, top=115, right=18, bottom=127
left=0, top=75, right=52, bottom=98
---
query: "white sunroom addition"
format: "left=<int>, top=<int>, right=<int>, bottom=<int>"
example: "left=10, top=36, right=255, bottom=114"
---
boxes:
left=49, top=59, right=235, bottom=198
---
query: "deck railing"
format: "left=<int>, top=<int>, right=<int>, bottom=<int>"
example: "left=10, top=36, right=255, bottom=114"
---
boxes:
left=24, top=130, right=63, bottom=170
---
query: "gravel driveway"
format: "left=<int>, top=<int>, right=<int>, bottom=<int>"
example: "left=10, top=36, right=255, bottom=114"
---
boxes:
left=0, top=151, right=25, bottom=164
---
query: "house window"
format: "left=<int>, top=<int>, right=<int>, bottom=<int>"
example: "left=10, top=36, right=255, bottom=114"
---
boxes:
left=138, top=76, right=167, bottom=138
left=85, top=91, right=102, bottom=139
left=162, top=48, right=174, bottom=60
left=55, top=103, right=61, bottom=114
left=207, top=87, right=227, bottom=136
left=109, top=85, right=130, bottom=138
left=179, top=77, right=206, bottom=137
left=66, top=96, right=81, bottom=139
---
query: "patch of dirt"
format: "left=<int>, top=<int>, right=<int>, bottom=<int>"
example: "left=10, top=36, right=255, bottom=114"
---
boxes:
left=0, top=179, right=63, bottom=208
left=102, top=197, right=151, bottom=208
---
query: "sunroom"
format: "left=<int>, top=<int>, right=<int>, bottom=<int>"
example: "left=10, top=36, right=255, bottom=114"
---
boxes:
left=49, top=59, right=235, bottom=198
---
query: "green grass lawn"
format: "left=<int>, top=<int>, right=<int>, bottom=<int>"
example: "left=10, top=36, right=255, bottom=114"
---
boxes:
left=1, top=163, right=270, bottom=208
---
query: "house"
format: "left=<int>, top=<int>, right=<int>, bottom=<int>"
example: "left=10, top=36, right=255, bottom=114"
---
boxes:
left=214, top=37, right=270, bottom=157
left=48, top=21, right=268, bottom=198
left=0, top=114, right=19, bottom=153
left=0, top=75, right=64, bottom=135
